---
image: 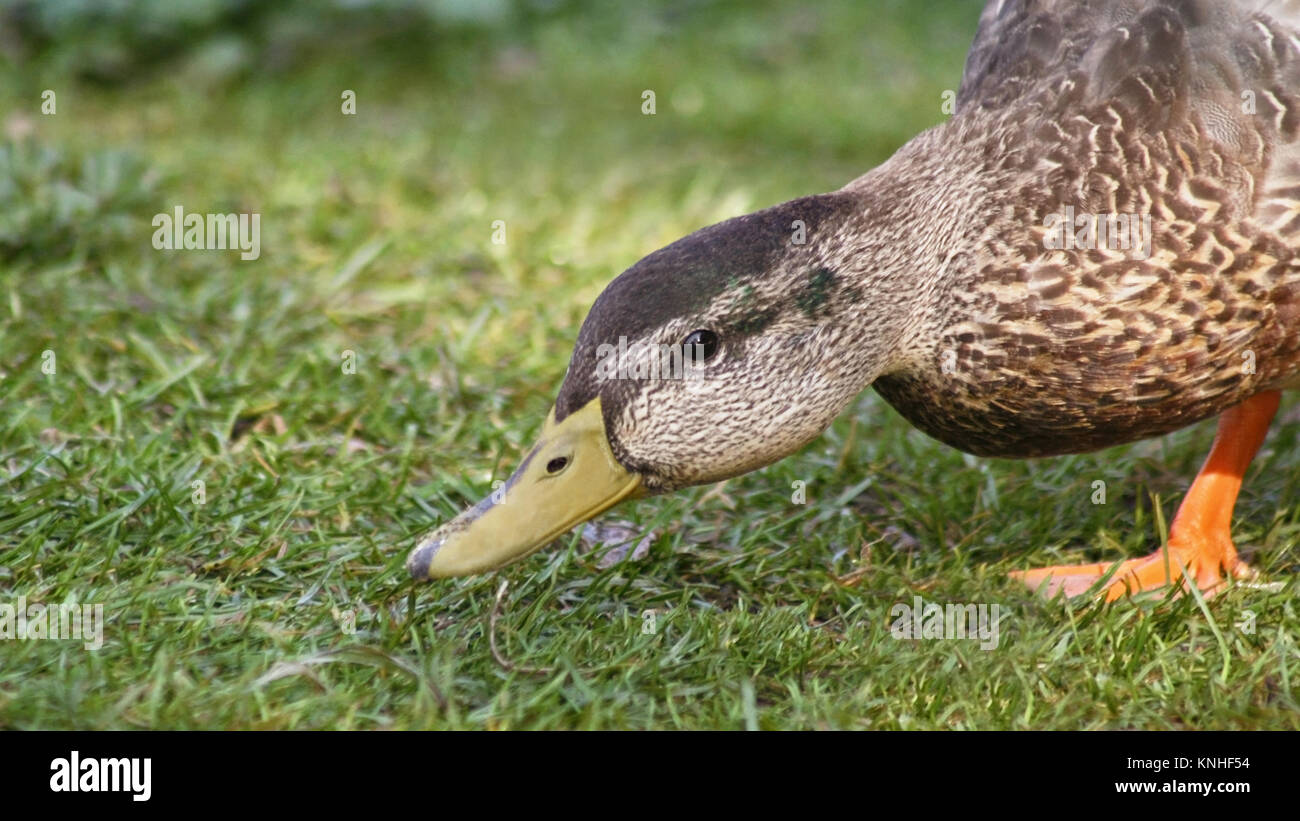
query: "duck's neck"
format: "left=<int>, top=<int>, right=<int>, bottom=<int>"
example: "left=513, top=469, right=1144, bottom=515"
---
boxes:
left=814, top=125, right=975, bottom=383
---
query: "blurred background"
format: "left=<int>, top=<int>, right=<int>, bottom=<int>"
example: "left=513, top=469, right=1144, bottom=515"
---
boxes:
left=0, top=0, right=977, bottom=287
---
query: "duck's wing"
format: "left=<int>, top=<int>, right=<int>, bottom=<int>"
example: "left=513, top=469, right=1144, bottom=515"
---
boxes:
left=958, top=0, right=1300, bottom=143
left=1248, top=2, right=1300, bottom=240
left=954, top=0, right=1137, bottom=114
left=958, top=0, right=1300, bottom=236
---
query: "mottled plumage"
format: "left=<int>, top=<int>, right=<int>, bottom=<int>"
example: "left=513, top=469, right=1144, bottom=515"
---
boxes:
left=873, top=0, right=1300, bottom=457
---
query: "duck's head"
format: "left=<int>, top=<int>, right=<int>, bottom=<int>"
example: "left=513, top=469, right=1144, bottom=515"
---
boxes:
left=408, top=187, right=919, bottom=579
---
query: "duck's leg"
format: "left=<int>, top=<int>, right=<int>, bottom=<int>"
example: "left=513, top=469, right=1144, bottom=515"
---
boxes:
left=1013, top=390, right=1280, bottom=601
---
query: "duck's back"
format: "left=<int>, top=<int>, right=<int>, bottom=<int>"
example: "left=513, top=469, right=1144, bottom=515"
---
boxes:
left=872, top=0, right=1300, bottom=458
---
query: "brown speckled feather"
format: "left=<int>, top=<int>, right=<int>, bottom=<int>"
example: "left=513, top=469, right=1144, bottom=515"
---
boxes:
left=870, top=0, right=1300, bottom=457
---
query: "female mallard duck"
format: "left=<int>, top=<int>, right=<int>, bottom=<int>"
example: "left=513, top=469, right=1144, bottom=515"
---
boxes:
left=408, top=0, right=1300, bottom=600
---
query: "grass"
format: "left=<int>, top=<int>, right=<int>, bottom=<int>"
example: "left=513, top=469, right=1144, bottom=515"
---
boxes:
left=0, top=0, right=1297, bottom=729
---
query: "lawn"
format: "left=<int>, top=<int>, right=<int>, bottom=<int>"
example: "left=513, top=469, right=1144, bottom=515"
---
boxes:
left=0, top=0, right=1296, bottom=729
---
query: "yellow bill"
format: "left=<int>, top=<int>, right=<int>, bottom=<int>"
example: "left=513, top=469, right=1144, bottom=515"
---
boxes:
left=407, top=398, right=643, bottom=579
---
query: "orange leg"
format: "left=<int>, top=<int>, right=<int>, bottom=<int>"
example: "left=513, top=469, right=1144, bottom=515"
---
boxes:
left=1013, top=390, right=1280, bottom=601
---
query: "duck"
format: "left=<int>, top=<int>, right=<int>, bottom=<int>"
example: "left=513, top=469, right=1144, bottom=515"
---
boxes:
left=407, top=0, right=1300, bottom=601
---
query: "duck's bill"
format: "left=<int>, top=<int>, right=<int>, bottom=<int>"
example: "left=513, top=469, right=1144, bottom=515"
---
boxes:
left=406, top=398, right=643, bottom=579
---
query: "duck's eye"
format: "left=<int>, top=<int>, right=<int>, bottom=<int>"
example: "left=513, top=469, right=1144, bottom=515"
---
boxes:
left=546, top=457, right=569, bottom=474
left=683, top=329, right=719, bottom=361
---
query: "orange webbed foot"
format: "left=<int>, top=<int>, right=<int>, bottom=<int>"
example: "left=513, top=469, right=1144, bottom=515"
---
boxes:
left=1012, top=390, right=1279, bottom=603
left=1011, top=531, right=1254, bottom=601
